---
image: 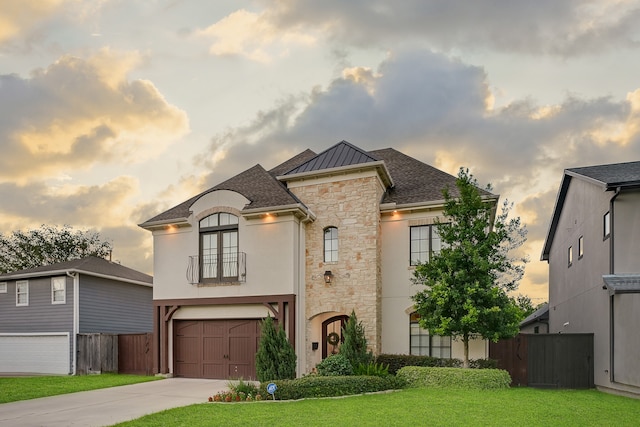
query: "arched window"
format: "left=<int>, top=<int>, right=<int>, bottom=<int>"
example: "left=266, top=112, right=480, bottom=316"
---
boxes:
left=200, top=213, right=239, bottom=281
left=324, top=227, right=338, bottom=262
left=409, top=312, right=451, bottom=358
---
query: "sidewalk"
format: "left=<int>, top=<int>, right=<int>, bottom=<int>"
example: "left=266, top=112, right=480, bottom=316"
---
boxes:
left=0, top=378, right=227, bottom=427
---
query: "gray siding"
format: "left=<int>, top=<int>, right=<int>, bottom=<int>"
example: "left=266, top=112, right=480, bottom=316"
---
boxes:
left=78, top=275, right=152, bottom=333
left=0, top=276, right=73, bottom=333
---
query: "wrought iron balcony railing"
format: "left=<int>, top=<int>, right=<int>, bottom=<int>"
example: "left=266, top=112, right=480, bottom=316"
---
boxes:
left=186, top=252, right=246, bottom=284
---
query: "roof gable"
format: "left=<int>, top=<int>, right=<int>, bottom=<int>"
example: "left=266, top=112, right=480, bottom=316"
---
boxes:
left=284, top=141, right=379, bottom=175
left=541, top=160, right=640, bottom=261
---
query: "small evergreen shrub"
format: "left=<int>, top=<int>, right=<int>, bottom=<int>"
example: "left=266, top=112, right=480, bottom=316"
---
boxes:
left=353, top=362, right=389, bottom=377
left=255, top=316, right=296, bottom=382
left=340, top=310, right=373, bottom=369
left=316, top=354, right=353, bottom=376
left=258, top=375, right=406, bottom=400
left=396, top=366, right=511, bottom=390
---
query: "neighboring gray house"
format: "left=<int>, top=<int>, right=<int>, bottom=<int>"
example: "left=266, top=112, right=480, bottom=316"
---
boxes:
left=541, top=161, right=640, bottom=396
left=0, top=256, right=152, bottom=375
left=519, top=303, right=549, bottom=334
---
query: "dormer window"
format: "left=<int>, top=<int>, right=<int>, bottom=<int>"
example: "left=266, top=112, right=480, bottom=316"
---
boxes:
left=199, top=213, right=239, bottom=282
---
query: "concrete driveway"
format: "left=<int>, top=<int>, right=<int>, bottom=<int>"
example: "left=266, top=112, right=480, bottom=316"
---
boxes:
left=0, top=377, right=228, bottom=427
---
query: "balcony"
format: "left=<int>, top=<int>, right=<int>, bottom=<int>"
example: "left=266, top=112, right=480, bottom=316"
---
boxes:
left=187, top=253, right=246, bottom=284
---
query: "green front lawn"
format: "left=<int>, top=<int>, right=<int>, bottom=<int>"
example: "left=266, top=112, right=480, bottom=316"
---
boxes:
left=0, top=374, right=160, bottom=403
left=116, top=386, right=640, bottom=427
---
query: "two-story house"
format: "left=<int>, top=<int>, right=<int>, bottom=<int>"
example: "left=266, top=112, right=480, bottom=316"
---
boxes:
left=0, top=256, right=152, bottom=375
left=541, top=161, right=640, bottom=396
left=140, top=141, right=491, bottom=379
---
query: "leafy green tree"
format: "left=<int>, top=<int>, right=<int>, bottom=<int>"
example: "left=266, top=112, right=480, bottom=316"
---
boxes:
left=255, top=316, right=296, bottom=382
left=0, top=224, right=113, bottom=273
left=514, top=294, right=536, bottom=318
left=340, top=310, right=373, bottom=370
left=412, top=168, right=528, bottom=368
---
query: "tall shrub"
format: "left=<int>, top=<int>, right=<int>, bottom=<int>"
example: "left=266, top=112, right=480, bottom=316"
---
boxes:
left=255, top=316, right=296, bottom=382
left=340, top=310, right=372, bottom=369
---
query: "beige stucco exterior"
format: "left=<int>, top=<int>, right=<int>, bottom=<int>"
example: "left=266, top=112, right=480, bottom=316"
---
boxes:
left=146, top=153, right=489, bottom=377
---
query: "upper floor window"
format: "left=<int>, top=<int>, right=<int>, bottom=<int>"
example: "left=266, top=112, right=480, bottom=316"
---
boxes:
left=568, top=246, right=573, bottom=267
left=604, top=211, right=610, bottom=239
left=0, top=282, right=6, bottom=293
left=410, top=225, right=444, bottom=266
left=409, top=312, right=451, bottom=358
left=578, top=236, right=584, bottom=259
left=200, top=213, right=239, bottom=281
left=16, top=280, right=28, bottom=306
left=324, top=227, right=338, bottom=262
left=52, top=277, right=66, bottom=304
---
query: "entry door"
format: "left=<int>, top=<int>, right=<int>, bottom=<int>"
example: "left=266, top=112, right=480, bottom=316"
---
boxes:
left=174, top=319, right=260, bottom=379
left=322, top=315, right=349, bottom=359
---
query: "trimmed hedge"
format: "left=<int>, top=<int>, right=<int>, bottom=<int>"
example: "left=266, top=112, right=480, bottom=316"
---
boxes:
left=396, top=366, right=511, bottom=390
left=375, top=354, right=498, bottom=374
left=257, top=375, right=406, bottom=400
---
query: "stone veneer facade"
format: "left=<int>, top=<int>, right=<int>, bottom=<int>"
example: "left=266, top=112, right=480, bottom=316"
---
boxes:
left=288, top=173, right=385, bottom=372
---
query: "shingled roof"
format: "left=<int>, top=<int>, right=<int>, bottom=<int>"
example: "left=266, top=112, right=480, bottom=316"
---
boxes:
left=140, top=141, right=494, bottom=226
left=566, top=161, right=640, bottom=190
left=0, top=256, right=152, bottom=285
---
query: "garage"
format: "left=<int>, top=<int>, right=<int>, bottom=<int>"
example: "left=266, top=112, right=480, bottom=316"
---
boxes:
left=173, top=319, right=260, bottom=379
left=0, top=333, right=70, bottom=375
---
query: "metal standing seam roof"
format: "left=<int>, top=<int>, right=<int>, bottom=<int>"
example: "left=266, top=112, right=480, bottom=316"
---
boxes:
left=0, top=256, right=152, bottom=284
left=284, top=141, right=379, bottom=175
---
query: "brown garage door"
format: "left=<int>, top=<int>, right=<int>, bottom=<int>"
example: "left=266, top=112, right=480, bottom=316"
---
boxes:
left=174, top=319, right=260, bottom=379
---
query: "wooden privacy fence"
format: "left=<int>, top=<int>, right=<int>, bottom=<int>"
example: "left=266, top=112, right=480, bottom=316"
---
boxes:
left=490, top=333, right=594, bottom=389
left=118, top=333, right=153, bottom=376
left=76, top=333, right=153, bottom=375
left=77, top=333, right=118, bottom=375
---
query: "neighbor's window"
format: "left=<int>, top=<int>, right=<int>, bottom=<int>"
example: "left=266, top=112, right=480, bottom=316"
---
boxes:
left=16, top=280, right=28, bottom=306
left=409, top=312, right=451, bottom=358
left=324, top=227, right=338, bottom=262
left=51, top=277, right=66, bottom=304
left=604, top=212, right=611, bottom=239
left=199, top=213, right=239, bottom=281
left=578, top=236, right=584, bottom=259
left=568, top=246, right=573, bottom=267
left=0, top=282, right=6, bottom=293
left=410, top=225, right=445, bottom=265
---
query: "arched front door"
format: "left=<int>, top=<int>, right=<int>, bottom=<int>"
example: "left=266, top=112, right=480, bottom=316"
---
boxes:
left=321, top=315, right=349, bottom=359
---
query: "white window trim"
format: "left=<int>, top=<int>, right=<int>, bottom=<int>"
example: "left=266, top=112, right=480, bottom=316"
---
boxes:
left=0, top=282, right=6, bottom=293
left=16, top=280, right=28, bottom=307
left=51, top=276, right=66, bottom=304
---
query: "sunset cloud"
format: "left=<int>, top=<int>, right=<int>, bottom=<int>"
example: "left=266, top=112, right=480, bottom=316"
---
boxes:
left=264, top=0, right=640, bottom=56
left=0, top=49, right=189, bottom=182
left=198, top=9, right=316, bottom=62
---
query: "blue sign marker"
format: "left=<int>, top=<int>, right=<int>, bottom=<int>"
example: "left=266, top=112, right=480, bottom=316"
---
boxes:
left=266, top=382, right=277, bottom=400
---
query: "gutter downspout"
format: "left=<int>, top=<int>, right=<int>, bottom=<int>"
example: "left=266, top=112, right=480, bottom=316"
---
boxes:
left=297, top=211, right=313, bottom=376
left=608, top=187, right=621, bottom=383
left=67, top=271, right=79, bottom=375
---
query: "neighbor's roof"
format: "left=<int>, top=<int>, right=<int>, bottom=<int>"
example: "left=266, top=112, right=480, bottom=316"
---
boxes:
left=0, top=256, right=152, bottom=286
left=140, top=140, right=497, bottom=227
left=541, top=161, right=640, bottom=261
left=520, top=303, right=549, bottom=328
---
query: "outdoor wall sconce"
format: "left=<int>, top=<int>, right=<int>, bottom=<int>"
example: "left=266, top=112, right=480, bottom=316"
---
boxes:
left=324, top=270, right=333, bottom=284
left=312, top=342, right=319, bottom=351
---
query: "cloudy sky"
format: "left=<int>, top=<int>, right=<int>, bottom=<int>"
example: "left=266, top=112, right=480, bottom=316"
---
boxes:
left=2, top=0, right=640, bottom=302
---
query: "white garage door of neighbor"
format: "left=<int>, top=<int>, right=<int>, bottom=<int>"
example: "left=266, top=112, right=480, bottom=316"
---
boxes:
left=0, top=333, right=70, bottom=375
